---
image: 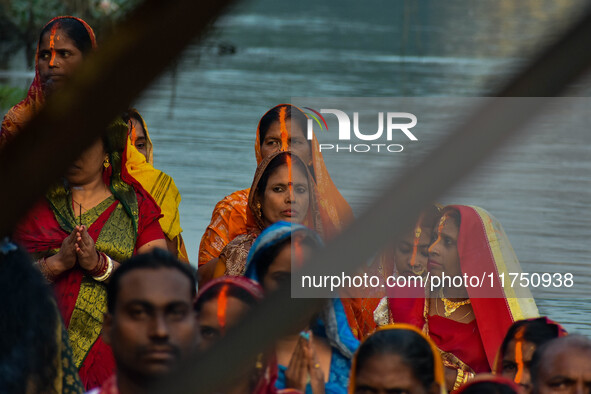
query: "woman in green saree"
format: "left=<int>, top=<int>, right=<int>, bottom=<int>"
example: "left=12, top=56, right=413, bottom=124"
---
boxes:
left=13, top=119, right=167, bottom=390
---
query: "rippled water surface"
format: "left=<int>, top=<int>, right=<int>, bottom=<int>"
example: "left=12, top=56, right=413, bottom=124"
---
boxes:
left=2, top=0, right=590, bottom=334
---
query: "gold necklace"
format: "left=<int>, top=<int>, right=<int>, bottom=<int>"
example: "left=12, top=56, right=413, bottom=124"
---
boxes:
left=439, top=288, right=471, bottom=317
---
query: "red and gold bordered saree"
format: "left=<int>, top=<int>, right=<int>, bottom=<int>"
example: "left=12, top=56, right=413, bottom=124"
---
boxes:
left=388, top=205, right=539, bottom=377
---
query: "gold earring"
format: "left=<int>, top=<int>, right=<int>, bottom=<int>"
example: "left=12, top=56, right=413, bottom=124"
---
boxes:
left=256, top=202, right=262, bottom=218
left=103, top=157, right=110, bottom=168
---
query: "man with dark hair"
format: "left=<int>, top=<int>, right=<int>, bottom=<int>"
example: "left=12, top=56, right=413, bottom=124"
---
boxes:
left=531, top=335, right=591, bottom=394
left=89, top=249, right=199, bottom=393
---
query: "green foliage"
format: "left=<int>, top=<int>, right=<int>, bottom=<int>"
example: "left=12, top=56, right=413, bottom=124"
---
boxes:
left=5, top=0, right=69, bottom=34
left=1, top=0, right=144, bottom=66
left=0, top=84, right=27, bottom=112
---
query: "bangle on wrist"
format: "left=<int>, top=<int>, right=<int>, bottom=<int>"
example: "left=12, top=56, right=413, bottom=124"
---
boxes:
left=93, top=253, right=113, bottom=282
left=36, top=256, right=57, bottom=282
left=87, top=251, right=106, bottom=277
left=452, top=369, right=465, bottom=392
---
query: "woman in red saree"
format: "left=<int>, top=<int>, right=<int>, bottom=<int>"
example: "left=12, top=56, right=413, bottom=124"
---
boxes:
left=0, top=16, right=96, bottom=147
left=415, top=205, right=539, bottom=392
left=13, top=119, right=167, bottom=390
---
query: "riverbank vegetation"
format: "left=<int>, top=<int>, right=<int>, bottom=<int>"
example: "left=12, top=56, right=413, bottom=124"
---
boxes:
left=0, top=0, right=140, bottom=68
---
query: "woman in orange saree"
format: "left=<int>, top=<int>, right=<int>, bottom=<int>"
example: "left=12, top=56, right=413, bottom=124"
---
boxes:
left=198, top=104, right=352, bottom=266
left=214, top=150, right=322, bottom=277
left=0, top=16, right=96, bottom=147
left=198, top=104, right=377, bottom=338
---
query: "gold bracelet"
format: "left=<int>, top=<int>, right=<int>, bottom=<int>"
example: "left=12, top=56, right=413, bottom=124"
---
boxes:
left=463, top=371, right=474, bottom=385
left=93, top=254, right=113, bottom=282
left=452, top=369, right=465, bottom=392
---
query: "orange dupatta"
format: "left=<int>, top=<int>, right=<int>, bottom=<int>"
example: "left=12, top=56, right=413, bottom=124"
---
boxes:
left=198, top=104, right=375, bottom=338
left=198, top=103, right=353, bottom=266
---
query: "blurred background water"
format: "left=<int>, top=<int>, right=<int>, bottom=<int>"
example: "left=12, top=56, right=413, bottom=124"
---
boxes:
left=2, top=0, right=590, bottom=333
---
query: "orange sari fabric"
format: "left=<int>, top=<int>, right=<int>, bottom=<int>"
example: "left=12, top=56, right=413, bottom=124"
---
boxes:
left=198, top=104, right=353, bottom=266
left=198, top=188, right=251, bottom=265
left=0, top=16, right=97, bottom=147
left=198, top=104, right=374, bottom=338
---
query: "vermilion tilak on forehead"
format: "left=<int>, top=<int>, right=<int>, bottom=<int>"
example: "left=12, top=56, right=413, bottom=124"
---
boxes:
left=279, top=106, right=289, bottom=152
left=217, top=285, right=229, bottom=330
left=430, top=215, right=448, bottom=252
left=48, top=24, right=60, bottom=66
left=514, top=326, right=526, bottom=384
left=128, top=120, right=137, bottom=145
left=286, top=154, right=293, bottom=193
left=410, top=226, right=421, bottom=267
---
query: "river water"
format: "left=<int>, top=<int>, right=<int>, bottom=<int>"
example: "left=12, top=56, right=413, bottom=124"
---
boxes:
left=2, top=0, right=591, bottom=334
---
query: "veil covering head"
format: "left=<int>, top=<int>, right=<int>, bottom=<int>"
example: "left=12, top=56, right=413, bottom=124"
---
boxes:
left=243, top=221, right=360, bottom=388
left=244, top=221, right=324, bottom=283
left=447, top=205, right=539, bottom=369
left=255, top=104, right=353, bottom=238
left=0, top=16, right=97, bottom=147
left=220, top=151, right=322, bottom=277
left=198, top=103, right=354, bottom=267
left=124, top=108, right=154, bottom=164
left=123, top=109, right=185, bottom=260
left=406, top=205, right=539, bottom=373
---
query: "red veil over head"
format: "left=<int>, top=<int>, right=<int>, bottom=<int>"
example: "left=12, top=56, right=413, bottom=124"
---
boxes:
left=0, top=16, right=97, bottom=146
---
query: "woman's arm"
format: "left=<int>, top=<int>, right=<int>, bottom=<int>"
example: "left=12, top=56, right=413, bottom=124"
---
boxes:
left=137, top=238, right=168, bottom=254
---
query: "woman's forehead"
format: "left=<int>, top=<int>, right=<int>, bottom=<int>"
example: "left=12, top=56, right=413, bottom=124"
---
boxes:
left=267, top=163, right=307, bottom=182
left=40, top=28, right=75, bottom=47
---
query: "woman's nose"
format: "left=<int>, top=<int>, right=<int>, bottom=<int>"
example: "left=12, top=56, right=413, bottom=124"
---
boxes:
left=286, top=188, right=294, bottom=203
left=428, top=239, right=440, bottom=255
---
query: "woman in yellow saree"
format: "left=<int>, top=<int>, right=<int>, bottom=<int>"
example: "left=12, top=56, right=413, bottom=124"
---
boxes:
left=123, top=108, right=188, bottom=262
